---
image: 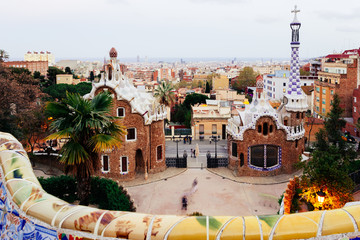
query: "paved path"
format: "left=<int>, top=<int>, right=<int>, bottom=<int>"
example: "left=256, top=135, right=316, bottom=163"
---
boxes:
left=127, top=169, right=286, bottom=216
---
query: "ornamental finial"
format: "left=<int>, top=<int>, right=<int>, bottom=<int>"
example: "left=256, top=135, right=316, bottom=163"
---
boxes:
left=291, top=5, right=300, bottom=23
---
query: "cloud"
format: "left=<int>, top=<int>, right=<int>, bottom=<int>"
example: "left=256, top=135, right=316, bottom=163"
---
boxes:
left=189, top=0, right=248, bottom=4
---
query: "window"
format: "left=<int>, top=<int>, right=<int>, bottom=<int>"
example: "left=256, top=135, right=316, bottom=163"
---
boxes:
left=157, top=145, right=163, bottom=161
left=249, top=145, right=280, bottom=170
left=232, top=142, right=237, bottom=157
left=126, top=128, right=136, bottom=141
left=102, top=155, right=110, bottom=172
left=304, top=83, right=307, bottom=86
left=269, top=125, right=273, bottom=133
left=331, top=90, right=334, bottom=95
left=258, top=125, right=262, bottom=133
left=316, top=97, right=320, bottom=102
left=295, top=139, right=298, bottom=148
left=316, top=87, right=320, bottom=92
left=322, top=98, right=325, bottom=104
left=322, top=89, right=326, bottom=94
left=117, top=107, right=125, bottom=117
left=120, top=156, right=128, bottom=173
left=316, top=106, right=319, bottom=111
left=296, top=112, right=300, bottom=119
left=263, top=122, right=268, bottom=136
left=355, top=107, right=357, bottom=113
left=322, top=108, right=325, bottom=113
left=212, top=124, right=217, bottom=134
left=283, top=82, right=286, bottom=87
left=355, top=97, right=357, bottom=103
left=199, top=124, right=204, bottom=134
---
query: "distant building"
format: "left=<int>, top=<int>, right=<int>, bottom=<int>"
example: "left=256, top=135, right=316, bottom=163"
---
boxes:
left=314, top=48, right=360, bottom=118
left=212, top=75, right=229, bottom=90
left=192, top=99, right=231, bottom=140
left=3, top=61, right=48, bottom=76
left=24, top=51, right=54, bottom=66
left=263, top=70, right=314, bottom=101
left=56, top=74, right=74, bottom=84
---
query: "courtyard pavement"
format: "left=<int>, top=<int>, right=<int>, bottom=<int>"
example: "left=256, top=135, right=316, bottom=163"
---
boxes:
left=30, top=139, right=360, bottom=216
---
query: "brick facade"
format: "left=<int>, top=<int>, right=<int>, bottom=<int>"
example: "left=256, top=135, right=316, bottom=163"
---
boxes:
left=3, top=61, right=48, bottom=76
left=228, top=116, right=304, bottom=177
left=93, top=87, right=166, bottom=182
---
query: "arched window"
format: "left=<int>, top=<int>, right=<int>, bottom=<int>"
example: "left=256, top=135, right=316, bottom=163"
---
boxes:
left=295, top=139, right=298, bottom=148
left=249, top=145, right=280, bottom=170
left=296, top=112, right=300, bottom=119
left=263, top=122, right=268, bottom=136
left=102, top=155, right=110, bottom=173
left=269, top=125, right=273, bottom=133
left=258, top=125, right=262, bottom=133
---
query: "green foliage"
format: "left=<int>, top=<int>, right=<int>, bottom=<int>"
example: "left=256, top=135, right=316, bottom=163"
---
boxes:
left=232, top=67, right=258, bottom=92
left=205, top=81, right=210, bottom=93
left=300, top=68, right=310, bottom=76
left=38, top=175, right=77, bottom=203
left=154, top=81, right=175, bottom=106
left=65, top=67, right=72, bottom=74
left=43, top=82, right=92, bottom=100
left=45, top=92, right=126, bottom=205
left=90, top=177, right=135, bottom=211
left=188, top=212, right=203, bottom=216
left=182, top=93, right=209, bottom=109
left=89, top=71, right=95, bottom=81
left=324, top=94, right=346, bottom=146
left=0, top=49, right=9, bottom=62
left=38, top=176, right=136, bottom=211
left=47, top=66, right=65, bottom=86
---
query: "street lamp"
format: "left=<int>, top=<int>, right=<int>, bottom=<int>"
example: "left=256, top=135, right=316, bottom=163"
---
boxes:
left=317, top=190, right=325, bottom=204
left=211, top=135, right=220, bottom=160
left=172, top=135, right=181, bottom=160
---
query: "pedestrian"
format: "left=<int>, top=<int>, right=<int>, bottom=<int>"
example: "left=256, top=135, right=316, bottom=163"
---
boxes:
left=189, top=136, right=192, bottom=144
left=183, top=136, right=186, bottom=144
left=193, top=149, right=196, bottom=157
left=182, top=196, right=188, bottom=210
left=190, top=148, right=193, bottom=157
left=192, top=178, right=198, bottom=188
left=209, top=137, right=212, bottom=144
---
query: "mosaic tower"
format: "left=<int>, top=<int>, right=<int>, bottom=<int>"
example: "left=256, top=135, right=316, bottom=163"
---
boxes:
left=285, top=5, right=308, bottom=112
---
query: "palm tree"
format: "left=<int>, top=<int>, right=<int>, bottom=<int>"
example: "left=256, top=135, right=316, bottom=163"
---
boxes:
left=46, top=92, right=126, bottom=205
left=0, top=49, right=9, bottom=62
left=154, top=81, right=175, bottom=106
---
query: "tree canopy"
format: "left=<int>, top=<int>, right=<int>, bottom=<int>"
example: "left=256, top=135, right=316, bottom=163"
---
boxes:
left=154, top=81, right=175, bottom=106
left=43, top=82, right=92, bottom=100
left=232, top=67, right=258, bottom=93
left=46, top=92, right=126, bottom=205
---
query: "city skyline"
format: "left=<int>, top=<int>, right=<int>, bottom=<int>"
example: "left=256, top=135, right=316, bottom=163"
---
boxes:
left=2, top=0, right=360, bottom=60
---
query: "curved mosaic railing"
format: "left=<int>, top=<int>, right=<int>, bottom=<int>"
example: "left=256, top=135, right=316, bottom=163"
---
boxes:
left=0, top=131, right=360, bottom=240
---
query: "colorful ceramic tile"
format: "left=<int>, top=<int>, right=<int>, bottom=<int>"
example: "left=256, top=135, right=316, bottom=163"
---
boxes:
left=35, top=224, right=57, bottom=240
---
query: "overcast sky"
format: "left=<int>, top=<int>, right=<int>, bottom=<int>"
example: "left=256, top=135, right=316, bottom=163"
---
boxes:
left=1, top=0, right=360, bottom=61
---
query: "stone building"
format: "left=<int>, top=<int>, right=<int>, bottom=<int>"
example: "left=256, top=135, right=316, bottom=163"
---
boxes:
left=226, top=6, right=307, bottom=177
left=84, top=48, right=167, bottom=181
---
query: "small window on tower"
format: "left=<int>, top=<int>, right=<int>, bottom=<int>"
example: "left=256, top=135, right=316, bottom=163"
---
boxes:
left=258, top=125, right=262, bottom=133
left=117, top=107, right=125, bottom=117
left=126, top=128, right=136, bottom=141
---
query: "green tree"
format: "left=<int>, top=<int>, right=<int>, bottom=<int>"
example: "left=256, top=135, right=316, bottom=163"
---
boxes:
left=154, top=81, right=175, bottom=106
left=43, top=82, right=92, bottom=100
left=0, top=49, right=9, bottom=62
left=324, top=94, right=346, bottom=146
left=232, top=67, right=258, bottom=93
left=182, top=93, right=209, bottom=109
left=65, top=67, right=72, bottom=74
left=205, top=81, right=210, bottom=93
left=46, top=92, right=126, bottom=205
left=89, top=71, right=95, bottom=82
left=47, top=66, right=65, bottom=86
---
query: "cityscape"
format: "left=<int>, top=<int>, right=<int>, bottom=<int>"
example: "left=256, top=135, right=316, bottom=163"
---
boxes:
left=1, top=0, right=360, bottom=239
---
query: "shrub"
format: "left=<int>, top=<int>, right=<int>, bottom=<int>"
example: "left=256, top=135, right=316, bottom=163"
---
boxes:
left=38, top=176, right=135, bottom=212
left=38, top=175, right=77, bottom=203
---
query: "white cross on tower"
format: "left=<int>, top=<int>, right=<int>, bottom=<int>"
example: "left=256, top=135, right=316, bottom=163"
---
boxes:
left=291, top=5, right=300, bottom=22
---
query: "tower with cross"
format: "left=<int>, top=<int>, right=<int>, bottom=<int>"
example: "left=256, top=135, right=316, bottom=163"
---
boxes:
left=283, top=5, right=308, bottom=113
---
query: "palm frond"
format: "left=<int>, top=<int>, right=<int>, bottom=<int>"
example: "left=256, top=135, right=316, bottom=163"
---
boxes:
left=45, top=129, right=72, bottom=140
left=89, top=134, right=123, bottom=152
left=60, top=140, right=89, bottom=165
